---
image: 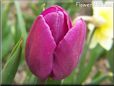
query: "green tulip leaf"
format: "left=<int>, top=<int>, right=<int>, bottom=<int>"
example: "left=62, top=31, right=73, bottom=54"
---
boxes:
left=14, top=1, right=27, bottom=44
left=1, top=39, right=22, bottom=84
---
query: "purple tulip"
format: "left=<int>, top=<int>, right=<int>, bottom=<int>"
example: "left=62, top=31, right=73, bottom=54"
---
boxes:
left=25, top=5, right=86, bottom=80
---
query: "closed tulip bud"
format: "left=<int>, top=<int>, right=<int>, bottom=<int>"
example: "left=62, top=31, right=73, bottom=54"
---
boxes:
left=25, top=5, right=86, bottom=80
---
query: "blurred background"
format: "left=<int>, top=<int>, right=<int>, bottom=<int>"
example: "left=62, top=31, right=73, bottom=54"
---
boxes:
left=1, top=0, right=114, bottom=85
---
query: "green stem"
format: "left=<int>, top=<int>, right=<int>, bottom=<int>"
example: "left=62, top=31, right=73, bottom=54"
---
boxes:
left=79, top=28, right=95, bottom=70
left=43, top=0, right=47, bottom=10
left=46, top=78, right=61, bottom=85
left=39, top=79, right=47, bottom=85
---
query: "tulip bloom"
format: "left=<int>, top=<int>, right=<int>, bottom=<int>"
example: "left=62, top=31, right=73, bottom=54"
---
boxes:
left=25, top=5, right=86, bottom=80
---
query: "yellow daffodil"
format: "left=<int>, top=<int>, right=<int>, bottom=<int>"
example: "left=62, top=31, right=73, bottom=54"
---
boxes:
left=89, top=1, right=113, bottom=51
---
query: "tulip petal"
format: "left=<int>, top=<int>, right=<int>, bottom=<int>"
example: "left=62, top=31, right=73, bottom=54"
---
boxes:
left=41, top=5, right=72, bottom=29
left=25, top=15, right=56, bottom=80
left=44, top=11, right=68, bottom=45
left=51, top=19, right=86, bottom=80
left=55, top=5, right=72, bottom=29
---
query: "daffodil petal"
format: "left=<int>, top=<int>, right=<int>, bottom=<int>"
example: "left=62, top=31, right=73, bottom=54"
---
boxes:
left=93, top=29, right=113, bottom=51
left=99, top=38, right=113, bottom=51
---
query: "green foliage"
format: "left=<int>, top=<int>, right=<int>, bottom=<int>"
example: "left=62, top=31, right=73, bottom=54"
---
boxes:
left=75, top=45, right=104, bottom=84
left=23, top=71, right=38, bottom=85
